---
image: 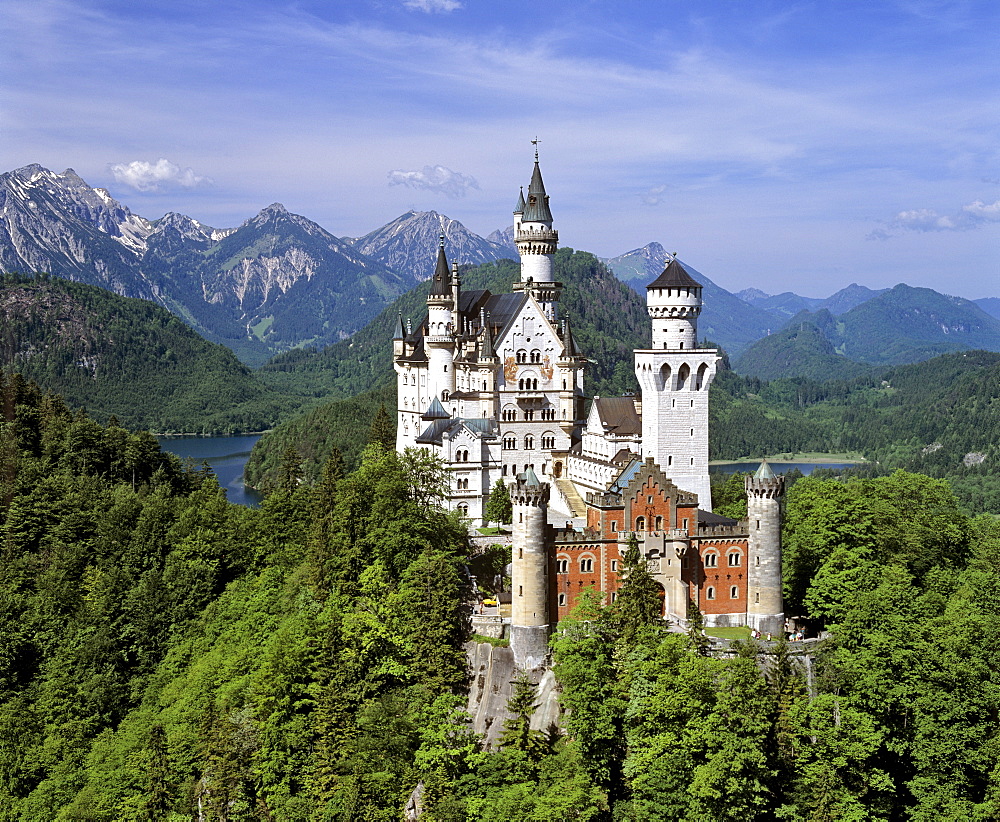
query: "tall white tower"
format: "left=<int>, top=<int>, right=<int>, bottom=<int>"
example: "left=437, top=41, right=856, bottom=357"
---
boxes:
left=634, top=258, right=719, bottom=507
left=514, top=147, right=560, bottom=319
left=425, top=238, right=456, bottom=405
left=746, top=461, right=785, bottom=635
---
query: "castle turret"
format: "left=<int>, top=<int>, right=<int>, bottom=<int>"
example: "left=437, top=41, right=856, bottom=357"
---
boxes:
left=745, top=460, right=784, bottom=635
left=510, top=469, right=551, bottom=669
left=426, top=237, right=456, bottom=403
left=514, top=146, right=561, bottom=318
left=634, top=257, right=718, bottom=506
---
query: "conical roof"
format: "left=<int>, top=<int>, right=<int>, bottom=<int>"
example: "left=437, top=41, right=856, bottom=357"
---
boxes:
left=479, top=309, right=495, bottom=359
left=522, top=161, right=553, bottom=222
left=646, top=257, right=702, bottom=290
left=754, top=459, right=776, bottom=480
left=562, top=317, right=578, bottom=357
left=522, top=467, right=541, bottom=487
left=422, top=397, right=450, bottom=420
left=428, top=238, right=452, bottom=297
left=514, top=187, right=525, bottom=213
left=392, top=312, right=405, bottom=341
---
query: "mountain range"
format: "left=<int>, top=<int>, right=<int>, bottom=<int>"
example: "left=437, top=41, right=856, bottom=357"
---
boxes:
left=3, top=163, right=998, bottom=382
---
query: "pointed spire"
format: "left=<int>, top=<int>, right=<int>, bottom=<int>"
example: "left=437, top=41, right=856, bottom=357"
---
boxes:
left=393, top=312, right=405, bottom=341
left=522, top=467, right=541, bottom=487
left=522, top=151, right=553, bottom=223
left=562, top=317, right=578, bottom=357
left=515, top=186, right=525, bottom=213
left=479, top=309, right=495, bottom=359
left=429, top=235, right=452, bottom=297
left=754, top=459, right=776, bottom=480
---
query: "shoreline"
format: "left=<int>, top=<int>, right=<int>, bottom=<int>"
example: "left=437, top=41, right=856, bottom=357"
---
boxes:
left=710, top=455, right=867, bottom=466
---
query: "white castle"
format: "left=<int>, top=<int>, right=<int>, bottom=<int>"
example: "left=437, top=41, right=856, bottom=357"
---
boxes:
left=394, top=152, right=784, bottom=662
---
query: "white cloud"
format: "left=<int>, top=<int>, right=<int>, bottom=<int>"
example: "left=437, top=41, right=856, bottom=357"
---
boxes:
left=387, top=165, right=479, bottom=198
left=641, top=184, right=668, bottom=206
left=109, top=158, right=211, bottom=192
left=868, top=198, right=1000, bottom=239
left=402, top=0, right=461, bottom=12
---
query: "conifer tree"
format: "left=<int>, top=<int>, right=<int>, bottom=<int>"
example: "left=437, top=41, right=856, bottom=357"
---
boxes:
left=368, top=404, right=394, bottom=450
left=613, top=533, right=663, bottom=644
left=484, top=478, right=512, bottom=525
left=499, top=671, right=550, bottom=760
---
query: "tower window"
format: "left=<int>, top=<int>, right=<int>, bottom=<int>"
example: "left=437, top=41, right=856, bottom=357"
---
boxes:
left=730, top=586, right=739, bottom=599
left=557, top=558, right=568, bottom=573
left=704, top=553, right=718, bottom=568
left=558, top=593, right=567, bottom=606
left=755, top=592, right=760, bottom=603
left=728, top=552, right=741, bottom=567
left=580, top=558, right=594, bottom=573
left=706, top=587, right=715, bottom=600
left=611, top=560, right=618, bottom=572
left=755, top=556, right=760, bottom=566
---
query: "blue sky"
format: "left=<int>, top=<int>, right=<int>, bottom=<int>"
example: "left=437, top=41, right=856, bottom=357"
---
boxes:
left=3, top=0, right=998, bottom=298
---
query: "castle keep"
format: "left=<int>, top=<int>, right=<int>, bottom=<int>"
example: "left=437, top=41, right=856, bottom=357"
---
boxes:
left=394, top=152, right=784, bottom=665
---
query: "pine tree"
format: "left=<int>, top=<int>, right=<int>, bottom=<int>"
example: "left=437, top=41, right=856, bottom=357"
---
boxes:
left=484, top=478, right=512, bottom=526
left=498, top=671, right=550, bottom=760
left=613, top=533, right=662, bottom=644
left=368, top=404, right=394, bottom=450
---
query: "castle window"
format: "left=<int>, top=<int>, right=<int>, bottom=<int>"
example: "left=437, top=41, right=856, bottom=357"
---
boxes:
left=503, top=436, right=517, bottom=450
left=755, top=556, right=760, bottom=566
left=524, top=436, right=534, bottom=450
left=704, top=553, right=718, bottom=568
left=610, top=521, right=617, bottom=532
left=580, top=558, right=594, bottom=573
left=517, top=350, right=526, bottom=364
left=728, top=552, right=741, bottom=567
left=457, top=503, right=469, bottom=517
left=755, top=592, right=760, bottom=603
left=647, top=495, right=653, bottom=504
left=442, top=390, right=449, bottom=401
left=756, top=520, right=760, bottom=530
left=524, top=409, right=534, bottom=421
left=556, top=558, right=568, bottom=573
left=706, top=587, right=715, bottom=600
left=558, top=593, right=567, bottom=606
left=519, top=585, right=523, bottom=596
left=502, top=465, right=508, bottom=476
left=611, top=560, right=618, bottom=572
left=635, top=516, right=646, bottom=531
left=655, top=515, right=663, bottom=530
left=730, top=586, right=739, bottom=599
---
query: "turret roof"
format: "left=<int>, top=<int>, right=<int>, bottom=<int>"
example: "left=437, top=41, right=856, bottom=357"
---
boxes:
left=646, top=257, right=702, bottom=290
left=754, top=459, right=776, bottom=480
left=522, top=467, right=541, bottom=487
left=422, top=397, right=450, bottom=420
left=428, top=238, right=452, bottom=297
left=522, top=161, right=553, bottom=222
left=392, top=312, right=405, bottom=341
left=514, top=187, right=525, bottom=213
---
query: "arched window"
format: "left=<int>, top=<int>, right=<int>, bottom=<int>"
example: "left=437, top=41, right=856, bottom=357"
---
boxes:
left=516, top=350, right=526, bottom=364
left=503, top=436, right=517, bottom=450
left=441, top=390, right=450, bottom=401
left=556, top=558, right=568, bottom=573
left=654, top=515, right=663, bottom=531
left=728, top=552, right=741, bottom=567
left=704, top=552, right=718, bottom=568
left=457, top=503, right=469, bottom=517
left=524, top=435, right=534, bottom=450
left=558, top=593, right=567, bottom=606
left=706, top=586, right=715, bottom=600
left=635, top=516, right=646, bottom=531
left=580, top=557, right=594, bottom=573
left=730, top=586, right=739, bottom=599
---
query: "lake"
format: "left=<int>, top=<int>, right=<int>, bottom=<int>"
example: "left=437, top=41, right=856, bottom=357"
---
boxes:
left=157, top=434, right=263, bottom=507
left=711, top=461, right=862, bottom=476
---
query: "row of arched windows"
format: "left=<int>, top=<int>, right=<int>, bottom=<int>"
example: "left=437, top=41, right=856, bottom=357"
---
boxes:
left=702, top=550, right=743, bottom=568
left=705, top=586, right=740, bottom=600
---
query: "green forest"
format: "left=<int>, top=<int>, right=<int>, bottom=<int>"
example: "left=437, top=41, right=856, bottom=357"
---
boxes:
left=3, top=372, right=1000, bottom=820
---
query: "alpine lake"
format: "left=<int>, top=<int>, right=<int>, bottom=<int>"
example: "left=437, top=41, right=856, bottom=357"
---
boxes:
left=156, top=434, right=263, bottom=508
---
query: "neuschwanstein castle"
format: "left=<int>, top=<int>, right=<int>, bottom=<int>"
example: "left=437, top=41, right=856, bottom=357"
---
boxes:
left=393, top=152, right=783, bottom=667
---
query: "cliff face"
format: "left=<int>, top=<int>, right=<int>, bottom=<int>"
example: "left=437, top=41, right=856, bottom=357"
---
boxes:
left=465, top=642, right=561, bottom=748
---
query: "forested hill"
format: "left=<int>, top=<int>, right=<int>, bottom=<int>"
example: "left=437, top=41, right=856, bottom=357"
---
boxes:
left=259, top=248, right=650, bottom=402
left=712, top=349, right=1000, bottom=512
left=0, top=273, right=294, bottom=432
left=5, top=375, right=999, bottom=818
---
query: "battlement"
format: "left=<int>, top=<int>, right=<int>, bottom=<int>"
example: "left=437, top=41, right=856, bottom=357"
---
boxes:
left=509, top=478, right=550, bottom=507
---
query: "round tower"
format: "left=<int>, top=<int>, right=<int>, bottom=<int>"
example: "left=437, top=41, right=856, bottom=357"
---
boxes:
left=745, top=460, right=785, bottom=636
left=514, top=146, right=560, bottom=318
left=509, top=469, right=551, bottom=669
left=646, top=254, right=703, bottom=350
left=633, top=257, right=718, bottom=506
left=426, top=237, right=456, bottom=403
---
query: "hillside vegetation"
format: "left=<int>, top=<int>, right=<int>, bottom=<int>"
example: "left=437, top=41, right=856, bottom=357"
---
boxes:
left=3, top=375, right=999, bottom=819
left=0, top=273, right=293, bottom=433
left=259, top=248, right=649, bottom=402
